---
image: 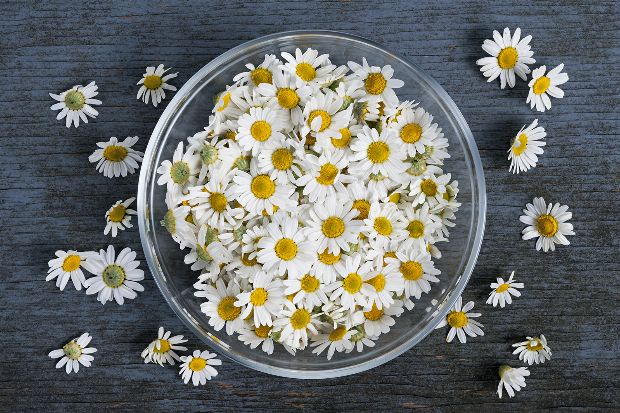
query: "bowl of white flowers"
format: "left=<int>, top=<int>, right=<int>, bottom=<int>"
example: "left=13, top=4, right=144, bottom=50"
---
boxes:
left=137, top=30, right=486, bottom=378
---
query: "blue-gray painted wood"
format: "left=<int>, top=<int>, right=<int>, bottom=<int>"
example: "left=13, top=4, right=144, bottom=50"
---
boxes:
left=1, top=1, right=618, bottom=411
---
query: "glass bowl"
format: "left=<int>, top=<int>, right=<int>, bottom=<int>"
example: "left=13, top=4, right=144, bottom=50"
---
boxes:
left=137, top=30, right=486, bottom=379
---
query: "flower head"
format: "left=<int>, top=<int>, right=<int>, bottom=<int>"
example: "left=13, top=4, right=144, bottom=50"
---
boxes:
left=50, top=81, right=101, bottom=128
left=141, top=327, right=188, bottom=366
left=520, top=197, right=574, bottom=252
left=527, top=64, right=569, bottom=112
left=48, top=332, right=97, bottom=374
left=137, top=64, right=178, bottom=107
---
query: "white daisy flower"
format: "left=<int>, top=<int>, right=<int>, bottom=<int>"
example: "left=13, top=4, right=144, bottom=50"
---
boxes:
left=179, top=350, right=221, bottom=386
left=235, top=271, right=285, bottom=327
left=241, top=218, right=268, bottom=259
left=295, top=151, right=351, bottom=204
left=283, top=272, right=328, bottom=310
left=361, top=202, right=408, bottom=247
left=256, top=213, right=316, bottom=278
left=320, top=301, right=364, bottom=330
left=273, top=301, right=320, bottom=349
left=256, top=69, right=312, bottom=126
left=362, top=300, right=405, bottom=337
left=351, top=96, right=381, bottom=124
left=238, top=324, right=275, bottom=355
left=219, top=218, right=250, bottom=253
left=183, top=173, right=244, bottom=229
left=83, top=245, right=144, bottom=305
left=301, top=90, right=351, bottom=143
left=89, top=136, right=143, bottom=178
left=233, top=54, right=281, bottom=88
left=527, top=64, right=569, bottom=112
left=404, top=153, right=444, bottom=180
left=434, top=296, right=484, bottom=343
left=49, top=81, right=101, bottom=128
left=512, top=335, right=552, bottom=365
left=257, top=138, right=305, bottom=184
left=390, top=106, right=441, bottom=157
left=219, top=140, right=251, bottom=173
left=508, top=119, right=547, bottom=174
left=364, top=239, right=400, bottom=269
left=334, top=78, right=365, bottom=110
left=310, top=325, right=355, bottom=360
left=48, top=332, right=97, bottom=374
left=237, top=106, right=286, bottom=155
left=326, top=254, right=375, bottom=311
left=350, top=125, right=406, bottom=178
left=196, top=279, right=244, bottom=335
left=434, top=206, right=457, bottom=239
left=187, top=133, right=229, bottom=181
left=400, top=204, right=441, bottom=250
left=104, top=197, right=136, bottom=237
left=384, top=248, right=439, bottom=301
left=346, top=181, right=379, bottom=220
left=311, top=249, right=345, bottom=284
left=305, top=197, right=362, bottom=255
left=476, top=27, right=535, bottom=89
left=497, top=365, right=530, bottom=398
left=317, top=122, right=363, bottom=157
left=136, top=64, right=178, bottom=107
left=157, top=142, right=200, bottom=196
left=364, top=265, right=404, bottom=310
left=225, top=253, right=261, bottom=282
left=212, top=85, right=244, bottom=121
left=486, top=271, right=524, bottom=308
left=141, top=327, right=188, bottom=366
left=184, top=225, right=231, bottom=272
left=161, top=193, right=197, bottom=249
left=520, top=197, right=574, bottom=252
left=347, top=329, right=378, bottom=353
left=409, top=172, right=450, bottom=207
left=347, top=58, right=404, bottom=106
left=47, top=250, right=92, bottom=291
left=280, top=47, right=335, bottom=85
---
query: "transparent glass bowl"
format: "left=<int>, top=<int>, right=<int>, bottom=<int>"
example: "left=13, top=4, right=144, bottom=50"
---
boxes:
left=137, top=30, right=486, bottom=379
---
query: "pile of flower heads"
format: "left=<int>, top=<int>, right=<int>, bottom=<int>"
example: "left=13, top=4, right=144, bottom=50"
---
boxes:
left=157, top=48, right=460, bottom=358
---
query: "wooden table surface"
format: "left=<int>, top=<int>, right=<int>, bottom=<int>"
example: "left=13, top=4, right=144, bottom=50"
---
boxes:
left=1, top=1, right=618, bottom=411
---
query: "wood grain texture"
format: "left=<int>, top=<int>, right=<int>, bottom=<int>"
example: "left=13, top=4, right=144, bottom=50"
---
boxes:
left=1, top=0, right=619, bottom=411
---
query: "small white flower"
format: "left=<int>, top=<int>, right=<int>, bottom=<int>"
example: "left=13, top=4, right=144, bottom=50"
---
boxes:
left=157, top=142, right=200, bottom=196
left=83, top=245, right=144, bottom=305
left=362, top=300, right=405, bottom=337
left=184, top=224, right=231, bottom=272
left=273, top=301, right=320, bottom=349
left=238, top=324, right=275, bottom=355
left=520, top=197, right=574, bottom=252
left=141, top=327, right=188, bottom=366
left=47, top=250, right=92, bottom=291
left=508, top=119, right=547, bottom=174
left=350, top=125, right=406, bottom=178
left=89, top=136, right=143, bottom=178
left=527, top=64, right=569, bottom=112
left=137, top=64, right=178, bottom=107
left=347, top=329, right=378, bottom=353
left=48, top=332, right=97, bottom=374
left=346, top=181, right=379, bottom=220
left=305, top=197, right=362, bottom=255
left=497, top=365, right=530, bottom=398
left=49, top=81, right=101, bottom=128
left=301, top=90, right=351, bottom=143
left=183, top=172, right=244, bottom=229
left=237, top=106, right=287, bottom=155
left=233, top=54, right=281, bottom=88
left=280, top=47, right=336, bottom=86
left=283, top=272, right=328, bottom=310
left=409, top=172, right=451, bottom=207
left=476, top=27, right=535, bottom=89
left=310, top=325, right=355, bottom=360
left=256, top=69, right=312, bottom=126
left=196, top=279, right=244, bottom=335
left=512, top=335, right=552, bottom=365
left=389, top=106, right=441, bottom=157
left=311, top=248, right=345, bottom=284
left=400, top=204, right=441, bottom=250
left=212, top=85, right=244, bottom=121
left=384, top=248, right=439, bottom=301
left=347, top=57, right=404, bottom=106
left=486, top=271, right=524, bottom=308
left=179, top=350, right=221, bottom=386
left=435, top=296, right=484, bottom=343
left=235, top=271, right=285, bottom=327
left=361, top=202, right=408, bottom=247
left=326, top=254, right=375, bottom=311
left=256, top=138, right=305, bottom=185
left=104, top=197, right=136, bottom=237
left=295, top=151, right=351, bottom=204
left=187, top=133, right=229, bottom=181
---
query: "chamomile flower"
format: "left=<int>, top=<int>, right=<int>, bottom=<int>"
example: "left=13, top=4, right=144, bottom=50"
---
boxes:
left=497, top=365, right=530, bottom=398
left=256, top=69, right=312, bottom=126
left=295, top=151, right=351, bottom=203
left=435, top=296, right=484, bottom=343
left=48, top=332, right=96, bottom=374
left=179, top=350, right=221, bottom=386
left=196, top=279, right=244, bottom=335
left=350, top=125, right=406, bottom=178
left=104, top=197, right=136, bottom=237
left=486, top=271, right=524, bottom=308
left=347, top=181, right=379, bottom=220
left=527, top=63, right=569, bottom=112
left=188, top=133, right=229, bottom=181
left=476, top=27, right=535, bottom=89
left=219, top=219, right=250, bottom=253
left=361, top=202, right=408, bottom=247
left=334, top=78, right=365, bottom=111
left=89, top=136, right=143, bottom=178
left=183, top=172, right=244, bottom=228
left=310, top=325, right=355, bottom=359
left=301, top=91, right=351, bottom=143
left=233, top=54, right=281, bottom=88
left=508, top=119, right=547, bottom=174
left=363, top=265, right=404, bottom=310
left=136, top=64, right=178, bottom=107
left=237, top=106, right=286, bottom=155
left=317, top=122, right=363, bottom=156
left=226, top=252, right=261, bottom=282
left=347, top=58, right=404, bottom=106
left=273, top=301, right=320, bottom=349
left=400, top=204, right=442, bottom=250
left=49, top=81, right=101, bottom=128
left=141, top=327, right=188, bottom=366
left=219, top=140, right=251, bottom=173
left=47, top=250, right=92, bottom=291
left=257, top=138, right=305, bottom=184
left=362, top=300, right=405, bottom=337
left=235, top=271, right=285, bottom=327
left=281, top=47, right=335, bottom=86
left=238, top=324, right=275, bottom=355
left=283, top=272, right=328, bottom=310
left=184, top=224, right=231, bottom=272
left=311, top=249, right=345, bottom=284
left=157, top=142, right=200, bottom=196
left=83, top=245, right=144, bottom=305
left=327, top=254, right=375, bottom=311
left=347, top=329, right=378, bottom=353
left=161, top=193, right=197, bottom=249
left=390, top=106, right=441, bottom=157
left=212, top=85, right=244, bottom=121
left=512, top=335, right=552, bottom=365
left=409, top=172, right=450, bottom=207
left=305, top=197, right=362, bottom=255
left=241, top=219, right=268, bottom=259
left=384, top=248, right=440, bottom=300
left=520, top=197, right=574, bottom=252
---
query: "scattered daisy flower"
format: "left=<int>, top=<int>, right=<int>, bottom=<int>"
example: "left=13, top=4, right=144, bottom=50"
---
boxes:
left=527, top=63, right=569, bottom=112
left=179, top=350, right=221, bottom=386
left=486, top=271, right=524, bottom=308
left=141, top=327, right=188, bottom=366
left=46, top=250, right=92, bottom=291
left=89, top=136, right=143, bottom=178
left=49, top=81, right=101, bottom=128
left=136, top=64, right=178, bottom=107
left=347, top=57, right=404, bottom=106
left=435, top=296, right=484, bottom=343
left=520, top=197, right=574, bottom=252
left=508, top=119, right=546, bottom=174
left=512, top=335, right=552, bottom=365
left=104, top=197, right=136, bottom=237
left=497, top=365, right=530, bottom=398
left=48, top=332, right=96, bottom=374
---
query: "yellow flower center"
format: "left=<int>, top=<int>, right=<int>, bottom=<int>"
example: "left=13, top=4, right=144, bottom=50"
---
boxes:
left=143, top=74, right=163, bottom=90
left=153, top=339, right=171, bottom=354
left=527, top=339, right=544, bottom=351
left=296, top=63, right=316, bottom=82
left=329, top=326, right=348, bottom=341
left=352, top=199, right=371, bottom=220
left=101, top=264, right=126, bottom=288
left=420, top=179, right=438, bottom=197
left=254, top=324, right=272, bottom=338
left=250, top=120, right=272, bottom=142
left=300, top=274, right=320, bottom=293
left=189, top=357, right=207, bottom=372
left=64, top=90, right=86, bottom=111
left=536, top=214, right=558, bottom=237
left=367, top=141, right=390, bottom=163
left=217, top=296, right=241, bottom=321
left=250, top=288, right=268, bottom=306
left=367, top=273, right=386, bottom=292
left=512, top=133, right=528, bottom=156
left=495, top=283, right=510, bottom=293
left=318, top=249, right=341, bottom=265
left=209, top=192, right=228, bottom=212
left=62, top=255, right=81, bottom=272
left=108, top=204, right=127, bottom=223
left=533, top=76, right=551, bottom=95
left=274, top=238, right=298, bottom=261
left=250, top=175, right=276, bottom=199
left=271, top=148, right=293, bottom=170
left=217, top=92, right=231, bottom=112
left=400, top=261, right=423, bottom=281
left=103, top=145, right=128, bottom=162
left=364, top=72, right=387, bottom=95
left=251, top=67, right=272, bottom=85
left=62, top=341, right=82, bottom=360
left=497, top=47, right=518, bottom=69
left=322, top=216, right=345, bottom=238
left=316, top=163, right=338, bottom=185
left=383, top=251, right=397, bottom=266
left=224, top=130, right=237, bottom=141
left=290, top=308, right=311, bottom=329
left=388, top=192, right=401, bottom=204
left=343, top=272, right=362, bottom=294
left=447, top=311, right=468, bottom=328
left=308, top=110, right=332, bottom=132
left=276, top=87, right=300, bottom=109
left=400, top=123, right=422, bottom=144
left=373, top=217, right=393, bottom=236
left=331, top=128, right=352, bottom=148
left=241, top=253, right=258, bottom=267
left=407, top=220, right=425, bottom=238
left=363, top=303, right=384, bottom=321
